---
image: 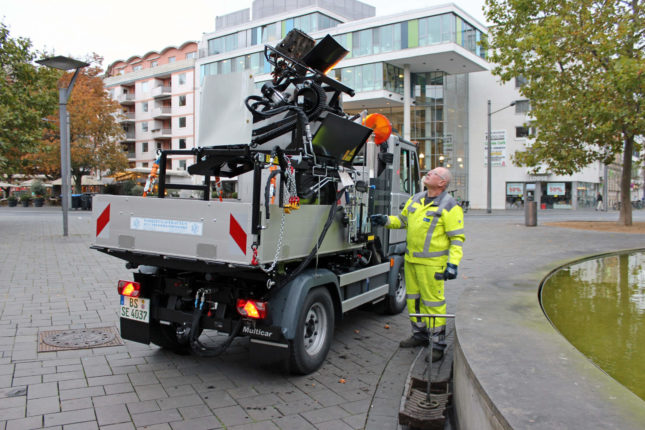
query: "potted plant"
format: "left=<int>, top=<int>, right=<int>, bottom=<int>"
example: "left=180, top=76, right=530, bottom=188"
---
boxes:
left=20, top=194, right=31, bottom=207
left=31, top=181, right=46, bottom=207
left=7, top=195, right=18, bottom=207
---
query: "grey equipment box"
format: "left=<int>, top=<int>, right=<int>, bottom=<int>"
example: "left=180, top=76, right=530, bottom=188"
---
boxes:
left=92, top=194, right=362, bottom=267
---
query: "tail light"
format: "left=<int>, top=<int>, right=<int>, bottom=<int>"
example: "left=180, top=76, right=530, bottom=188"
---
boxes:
left=236, top=299, right=267, bottom=319
left=118, top=280, right=141, bottom=298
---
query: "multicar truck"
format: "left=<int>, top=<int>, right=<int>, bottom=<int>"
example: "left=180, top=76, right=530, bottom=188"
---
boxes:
left=92, top=30, right=422, bottom=374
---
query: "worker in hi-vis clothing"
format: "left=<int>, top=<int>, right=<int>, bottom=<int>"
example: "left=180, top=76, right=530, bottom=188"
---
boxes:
left=371, top=167, right=465, bottom=362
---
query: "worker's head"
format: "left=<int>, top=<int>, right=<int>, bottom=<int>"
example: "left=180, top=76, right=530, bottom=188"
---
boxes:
left=422, top=167, right=451, bottom=192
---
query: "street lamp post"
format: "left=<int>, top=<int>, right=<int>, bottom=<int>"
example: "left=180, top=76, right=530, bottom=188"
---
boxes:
left=487, top=100, right=516, bottom=214
left=37, top=56, right=89, bottom=236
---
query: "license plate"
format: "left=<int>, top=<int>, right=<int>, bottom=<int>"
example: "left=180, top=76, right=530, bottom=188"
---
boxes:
left=120, top=296, right=149, bottom=323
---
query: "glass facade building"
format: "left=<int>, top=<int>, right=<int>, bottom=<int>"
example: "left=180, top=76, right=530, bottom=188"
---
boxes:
left=207, top=12, right=342, bottom=56
left=201, top=12, right=486, bottom=82
left=198, top=5, right=487, bottom=204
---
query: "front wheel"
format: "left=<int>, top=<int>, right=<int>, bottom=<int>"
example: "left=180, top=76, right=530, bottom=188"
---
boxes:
left=384, top=265, right=407, bottom=314
left=289, top=288, right=334, bottom=374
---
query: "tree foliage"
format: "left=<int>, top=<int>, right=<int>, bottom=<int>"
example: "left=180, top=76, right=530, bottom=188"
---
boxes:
left=0, top=22, right=60, bottom=179
left=25, top=55, right=127, bottom=192
left=484, top=0, right=644, bottom=224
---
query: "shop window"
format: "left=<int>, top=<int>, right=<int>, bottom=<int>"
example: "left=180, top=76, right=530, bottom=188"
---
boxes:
left=505, top=182, right=524, bottom=208
left=541, top=182, right=572, bottom=209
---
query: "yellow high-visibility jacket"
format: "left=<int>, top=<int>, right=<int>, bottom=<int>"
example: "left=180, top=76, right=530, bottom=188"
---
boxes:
left=387, top=191, right=465, bottom=267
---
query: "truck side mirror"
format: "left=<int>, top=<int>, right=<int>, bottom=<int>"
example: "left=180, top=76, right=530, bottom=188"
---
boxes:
left=378, top=153, right=393, bottom=164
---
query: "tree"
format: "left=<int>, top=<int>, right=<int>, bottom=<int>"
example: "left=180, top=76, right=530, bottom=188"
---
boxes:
left=484, top=0, right=644, bottom=225
left=0, top=22, right=60, bottom=180
left=25, top=55, right=127, bottom=192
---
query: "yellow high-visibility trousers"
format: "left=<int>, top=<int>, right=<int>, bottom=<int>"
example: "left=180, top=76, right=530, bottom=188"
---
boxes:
left=404, top=261, right=447, bottom=340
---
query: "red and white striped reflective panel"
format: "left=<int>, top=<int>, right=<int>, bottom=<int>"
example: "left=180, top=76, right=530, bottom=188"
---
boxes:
left=229, top=214, right=247, bottom=255
left=96, top=204, right=110, bottom=238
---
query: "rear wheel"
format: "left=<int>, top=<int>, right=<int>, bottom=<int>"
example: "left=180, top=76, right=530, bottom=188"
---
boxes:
left=384, top=266, right=407, bottom=314
left=289, top=288, right=334, bottom=374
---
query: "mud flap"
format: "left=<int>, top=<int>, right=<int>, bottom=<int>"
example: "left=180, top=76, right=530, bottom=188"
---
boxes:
left=120, top=318, right=150, bottom=344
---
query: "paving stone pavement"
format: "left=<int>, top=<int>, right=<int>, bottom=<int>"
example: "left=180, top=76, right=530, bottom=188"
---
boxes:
left=1, top=206, right=643, bottom=430
left=0, top=207, right=418, bottom=430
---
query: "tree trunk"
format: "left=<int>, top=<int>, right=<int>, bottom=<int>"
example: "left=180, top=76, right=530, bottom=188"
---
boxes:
left=618, top=135, right=633, bottom=226
left=73, top=172, right=83, bottom=194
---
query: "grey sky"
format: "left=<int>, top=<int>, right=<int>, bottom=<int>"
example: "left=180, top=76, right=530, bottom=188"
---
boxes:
left=0, top=0, right=488, bottom=69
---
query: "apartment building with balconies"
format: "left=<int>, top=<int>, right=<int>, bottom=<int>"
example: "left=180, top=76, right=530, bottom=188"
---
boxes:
left=104, top=42, right=198, bottom=172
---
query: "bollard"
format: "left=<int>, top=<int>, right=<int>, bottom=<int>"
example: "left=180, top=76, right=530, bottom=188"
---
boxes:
left=525, top=201, right=537, bottom=226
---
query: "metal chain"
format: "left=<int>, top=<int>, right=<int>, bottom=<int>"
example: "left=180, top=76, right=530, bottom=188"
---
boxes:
left=284, top=157, right=297, bottom=198
left=258, top=208, right=286, bottom=275
left=258, top=154, right=292, bottom=275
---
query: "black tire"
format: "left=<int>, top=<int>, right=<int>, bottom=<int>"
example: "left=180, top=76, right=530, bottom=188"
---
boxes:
left=289, top=288, right=334, bottom=374
left=149, top=322, right=198, bottom=355
left=384, top=265, right=407, bottom=314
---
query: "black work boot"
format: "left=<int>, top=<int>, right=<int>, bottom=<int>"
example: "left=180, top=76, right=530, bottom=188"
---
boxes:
left=399, top=335, right=429, bottom=348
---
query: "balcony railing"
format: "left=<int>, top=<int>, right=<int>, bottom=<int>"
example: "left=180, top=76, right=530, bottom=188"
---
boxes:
left=152, top=128, right=172, bottom=139
left=152, top=106, right=172, bottom=119
left=119, top=112, right=135, bottom=122
left=127, top=152, right=136, bottom=159
left=152, top=86, right=172, bottom=99
left=122, top=131, right=136, bottom=142
left=117, top=93, right=135, bottom=104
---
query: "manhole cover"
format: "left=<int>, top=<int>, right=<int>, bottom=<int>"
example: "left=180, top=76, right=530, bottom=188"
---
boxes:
left=38, top=327, right=123, bottom=352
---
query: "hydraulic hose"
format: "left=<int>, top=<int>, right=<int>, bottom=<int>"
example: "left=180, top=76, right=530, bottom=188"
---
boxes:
left=189, top=307, right=243, bottom=357
left=247, top=83, right=327, bottom=146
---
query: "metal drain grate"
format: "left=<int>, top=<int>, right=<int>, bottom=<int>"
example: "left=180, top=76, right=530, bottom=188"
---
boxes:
left=38, top=327, right=124, bottom=352
left=399, top=378, right=451, bottom=430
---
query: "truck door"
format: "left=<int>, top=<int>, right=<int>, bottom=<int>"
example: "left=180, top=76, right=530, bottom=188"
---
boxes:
left=389, top=141, right=421, bottom=246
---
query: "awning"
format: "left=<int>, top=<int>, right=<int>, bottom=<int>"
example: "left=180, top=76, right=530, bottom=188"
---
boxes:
left=126, top=167, right=190, bottom=177
left=50, top=177, right=105, bottom=186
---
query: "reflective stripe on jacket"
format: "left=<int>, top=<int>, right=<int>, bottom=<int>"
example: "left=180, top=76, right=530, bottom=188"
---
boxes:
left=387, top=191, right=465, bottom=266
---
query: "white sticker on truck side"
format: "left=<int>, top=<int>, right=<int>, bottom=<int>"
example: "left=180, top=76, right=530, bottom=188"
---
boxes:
left=130, top=217, right=203, bottom=236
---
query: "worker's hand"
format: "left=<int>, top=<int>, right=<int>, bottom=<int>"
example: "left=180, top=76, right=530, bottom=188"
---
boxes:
left=443, top=263, right=458, bottom=280
left=370, top=214, right=389, bottom=226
